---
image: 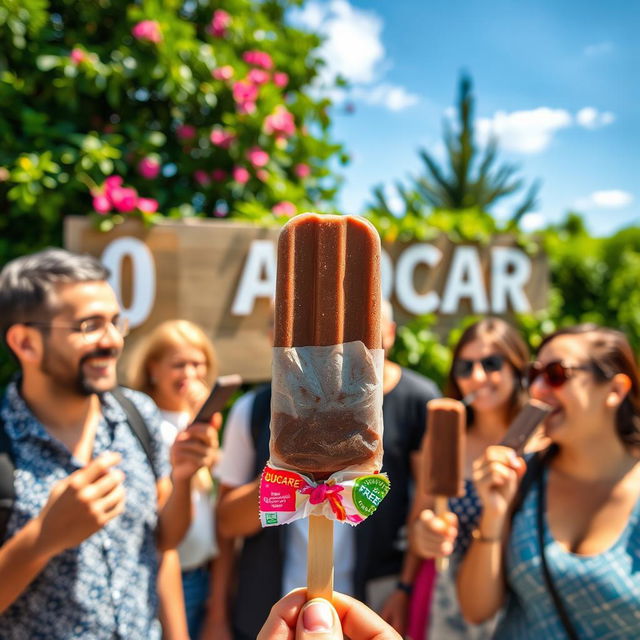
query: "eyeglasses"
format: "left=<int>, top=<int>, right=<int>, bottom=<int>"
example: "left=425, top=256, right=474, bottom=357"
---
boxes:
left=525, top=360, right=591, bottom=389
left=453, top=354, right=506, bottom=379
left=24, top=317, right=130, bottom=344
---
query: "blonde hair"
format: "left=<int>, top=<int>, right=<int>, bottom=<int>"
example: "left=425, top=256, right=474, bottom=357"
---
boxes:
left=128, top=320, right=218, bottom=492
left=127, top=319, right=218, bottom=394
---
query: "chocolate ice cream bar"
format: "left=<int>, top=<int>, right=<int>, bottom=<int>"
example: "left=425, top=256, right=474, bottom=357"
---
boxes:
left=499, top=399, right=551, bottom=454
left=423, top=398, right=466, bottom=498
left=271, top=213, right=382, bottom=478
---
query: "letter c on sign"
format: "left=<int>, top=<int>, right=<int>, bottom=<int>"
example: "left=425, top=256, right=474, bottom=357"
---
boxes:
left=101, top=237, right=156, bottom=329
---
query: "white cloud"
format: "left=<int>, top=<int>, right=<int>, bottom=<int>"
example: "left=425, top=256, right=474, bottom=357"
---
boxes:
left=574, top=190, right=634, bottom=210
left=290, top=0, right=418, bottom=112
left=584, top=41, right=614, bottom=57
left=293, top=0, right=384, bottom=84
left=576, top=107, right=616, bottom=129
left=476, top=108, right=573, bottom=154
left=519, top=212, right=546, bottom=232
left=353, top=84, right=419, bottom=111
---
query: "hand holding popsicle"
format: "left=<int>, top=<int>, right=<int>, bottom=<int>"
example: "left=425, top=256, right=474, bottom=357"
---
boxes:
left=472, top=446, right=526, bottom=523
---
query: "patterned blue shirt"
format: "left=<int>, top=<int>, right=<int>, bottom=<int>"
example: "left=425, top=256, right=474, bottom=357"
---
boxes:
left=0, top=383, right=170, bottom=640
left=495, top=465, right=640, bottom=639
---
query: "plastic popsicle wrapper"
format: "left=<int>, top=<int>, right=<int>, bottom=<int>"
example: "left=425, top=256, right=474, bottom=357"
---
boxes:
left=498, top=399, right=552, bottom=454
left=422, top=397, right=466, bottom=572
left=260, top=213, right=389, bottom=530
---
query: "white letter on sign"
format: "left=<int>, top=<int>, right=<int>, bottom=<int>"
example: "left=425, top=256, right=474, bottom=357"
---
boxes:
left=101, top=237, right=156, bottom=328
left=231, top=240, right=276, bottom=316
left=441, top=246, right=488, bottom=314
left=395, top=244, right=442, bottom=314
left=491, top=247, right=531, bottom=313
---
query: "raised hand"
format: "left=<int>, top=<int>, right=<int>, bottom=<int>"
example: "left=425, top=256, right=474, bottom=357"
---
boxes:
left=37, top=451, right=125, bottom=556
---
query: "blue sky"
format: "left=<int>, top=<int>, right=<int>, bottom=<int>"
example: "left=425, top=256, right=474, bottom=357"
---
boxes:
left=291, top=0, right=639, bottom=236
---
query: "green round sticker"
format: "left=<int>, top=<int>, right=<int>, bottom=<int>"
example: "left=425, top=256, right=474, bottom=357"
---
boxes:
left=352, top=475, right=390, bottom=517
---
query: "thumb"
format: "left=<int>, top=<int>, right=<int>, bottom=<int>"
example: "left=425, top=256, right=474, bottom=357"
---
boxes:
left=296, top=599, right=343, bottom=639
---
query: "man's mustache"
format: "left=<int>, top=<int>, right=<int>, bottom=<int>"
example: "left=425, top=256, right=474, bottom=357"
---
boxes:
left=80, top=347, right=120, bottom=365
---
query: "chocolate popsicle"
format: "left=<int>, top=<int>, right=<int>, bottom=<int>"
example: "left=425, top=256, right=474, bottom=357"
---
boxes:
left=499, top=399, right=551, bottom=454
left=423, top=398, right=466, bottom=498
left=271, top=212, right=382, bottom=478
left=422, top=397, right=466, bottom=572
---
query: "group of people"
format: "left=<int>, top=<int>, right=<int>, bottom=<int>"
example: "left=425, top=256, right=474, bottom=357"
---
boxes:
left=1, top=247, right=639, bottom=640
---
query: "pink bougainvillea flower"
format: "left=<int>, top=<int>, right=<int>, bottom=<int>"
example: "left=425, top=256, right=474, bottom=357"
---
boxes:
left=248, top=68, right=269, bottom=85
left=246, top=146, right=269, bottom=168
left=210, top=127, right=235, bottom=148
left=137, top=197, right=159, bottom=213
left=138, top=156, right=161, bottom=179
left=194, top=170, right=210, bottom=186
left=294, top=163, right=311, bottom=179
left=104, top=175, right=123, bottom=191
left=176, top=124, right=196, bottom=140
left=237, top=101, right=256, bottom=115
left=207, top=9, right=231, bottom=38
left=132, top=20, right=162, bottom=44
left=70, top=48, right=87, bottom=64
left=272, top=201, right=296, bottom=217
left=263, top=105, right=295, bottom=138
left=109, top=186, right=138, bottom=213
left=232, top=166, right=250, bottom=184
left=212, top=65, right=234, bottom=81
left=92, top=195, right=111, bottom=214
left=232, top=80, right=259, bottom=105
left=211, top=169, right=227, bottom=181
left=242, top=50, right=273, bottom=70
left=273, top=71, right=289, bottom=88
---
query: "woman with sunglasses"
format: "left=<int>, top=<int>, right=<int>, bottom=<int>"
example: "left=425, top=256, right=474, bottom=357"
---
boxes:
left=409, top=318, right=533, bottom=639
left=456, top=324, right=640, bottom=639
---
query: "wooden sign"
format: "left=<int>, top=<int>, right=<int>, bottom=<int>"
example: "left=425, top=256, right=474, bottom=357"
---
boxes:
left=65, top=216, right=548, bottom=382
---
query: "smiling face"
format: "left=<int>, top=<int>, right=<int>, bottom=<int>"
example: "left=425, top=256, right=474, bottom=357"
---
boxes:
left=147, top=343, right=210, bottom=413
left=454, top=337, right=517, bottom=417
left=38, top=281, right=124, bottom=396
left=529, top=334, right=616, bottom=445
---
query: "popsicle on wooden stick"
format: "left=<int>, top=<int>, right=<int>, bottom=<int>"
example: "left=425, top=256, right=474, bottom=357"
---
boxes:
left=422, top=397, right=466, bottom=572
left=270, top=212, right=382, bottom=601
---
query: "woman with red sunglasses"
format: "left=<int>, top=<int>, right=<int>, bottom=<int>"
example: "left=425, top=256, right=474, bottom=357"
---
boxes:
left=456, top=324, right=640, bottom=639
left=408, top=318, right=536, bottom=640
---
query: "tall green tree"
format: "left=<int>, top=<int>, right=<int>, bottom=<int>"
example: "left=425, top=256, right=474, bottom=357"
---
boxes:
left=369, top=74, right=539, bottom=233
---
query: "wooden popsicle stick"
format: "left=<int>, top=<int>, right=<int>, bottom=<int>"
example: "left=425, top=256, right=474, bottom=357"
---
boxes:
left=307, top=515, right=334, bottom=601
left=435, top=495, right=450, bottom=573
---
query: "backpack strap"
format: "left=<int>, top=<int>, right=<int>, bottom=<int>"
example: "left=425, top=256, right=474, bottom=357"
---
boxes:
left=0, top=415, right=16, bottom=544
left=110, top=387, right=158, bottom=479
left=510, top=444, right=558, bottom=523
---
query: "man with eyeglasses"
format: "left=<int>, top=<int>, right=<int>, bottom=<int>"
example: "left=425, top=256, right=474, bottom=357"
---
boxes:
left=0, top=248, right=218, bottom=639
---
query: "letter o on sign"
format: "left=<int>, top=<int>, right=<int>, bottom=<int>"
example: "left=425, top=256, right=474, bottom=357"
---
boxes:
left=101, top=237, right=156, bottom=329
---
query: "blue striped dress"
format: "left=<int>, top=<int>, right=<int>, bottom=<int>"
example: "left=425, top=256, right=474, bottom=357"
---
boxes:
left=494, top=466, right=640, bottom=639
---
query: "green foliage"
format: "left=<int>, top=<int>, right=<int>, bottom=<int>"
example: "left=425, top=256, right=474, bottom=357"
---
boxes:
left=0, top=0, right=345, bottom=265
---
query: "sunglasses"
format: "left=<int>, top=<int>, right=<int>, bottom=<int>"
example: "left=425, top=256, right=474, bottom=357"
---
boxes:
left=453, top=354, right=506, bottom=379
left=525, top=360, right=591, bottom=389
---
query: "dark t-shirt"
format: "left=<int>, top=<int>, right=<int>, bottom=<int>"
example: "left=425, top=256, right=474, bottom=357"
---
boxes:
left=355, top=367, right=440, bottom=590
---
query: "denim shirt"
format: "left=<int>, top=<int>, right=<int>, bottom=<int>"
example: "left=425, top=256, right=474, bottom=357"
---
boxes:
left=0, top=383, right=170, bottom=640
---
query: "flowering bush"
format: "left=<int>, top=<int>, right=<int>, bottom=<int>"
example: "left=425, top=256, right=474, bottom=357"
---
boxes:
left=0, top=0, right=347, bottom=250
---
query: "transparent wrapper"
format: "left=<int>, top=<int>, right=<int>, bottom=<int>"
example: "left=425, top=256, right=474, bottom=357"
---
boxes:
left=269, top=342, right=384, bottom=479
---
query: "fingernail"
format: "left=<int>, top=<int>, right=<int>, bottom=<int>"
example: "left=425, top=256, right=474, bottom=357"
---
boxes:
left=302, top=600, right=334, bottom=632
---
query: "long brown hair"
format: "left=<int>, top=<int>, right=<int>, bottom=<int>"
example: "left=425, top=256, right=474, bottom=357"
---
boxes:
left=446, top=317, right=529, bottom=426
left=538, top=324, right=640, bottom=449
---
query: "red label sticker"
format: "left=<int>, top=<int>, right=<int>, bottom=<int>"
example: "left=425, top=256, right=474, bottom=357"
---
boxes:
left=260, top=466, right=305, bottom=512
